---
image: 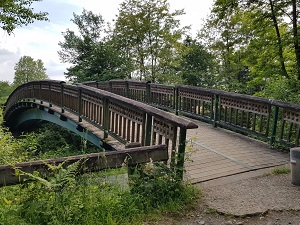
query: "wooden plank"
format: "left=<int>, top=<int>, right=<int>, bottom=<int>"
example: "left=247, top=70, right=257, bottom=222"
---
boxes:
left=0, top=145, right=168, bottom=186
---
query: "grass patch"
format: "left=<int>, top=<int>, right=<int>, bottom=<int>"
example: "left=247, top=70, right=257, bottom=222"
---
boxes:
left=0, top=108, right=199, bottom=224
left=0, top=161, right=199, bottom=225
left=271, top=167, right=291, bottom=175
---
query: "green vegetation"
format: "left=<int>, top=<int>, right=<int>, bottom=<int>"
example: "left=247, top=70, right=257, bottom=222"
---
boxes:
left=0, top=0, right=48, bottom=35
left=271, top=167, right=291, bottom=175
left=0, top=109, right=100, bottom=164
left=0, top=108, right=199, bottom=225
left=199, top=0, right=300, bottom=101
left=31, top=123, right=101, bottom=159
left=58, top=9, right=133, bottom=83
left=0, top=81, right=13, bottom=105
left=13, top=56, right=48, bottom=87
left=0, top=161, right=198, bottom=225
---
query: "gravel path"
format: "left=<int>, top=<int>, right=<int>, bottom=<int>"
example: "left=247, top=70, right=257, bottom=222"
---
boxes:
left=203, top=173, right=300, bottom=216
left=147, top=170, right=300, bottom=225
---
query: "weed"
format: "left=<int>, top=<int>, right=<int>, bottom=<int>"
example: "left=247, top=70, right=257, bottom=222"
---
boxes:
left=271, top=167, right=291, bottom=175
left=0, top=161, right=199, bottom=225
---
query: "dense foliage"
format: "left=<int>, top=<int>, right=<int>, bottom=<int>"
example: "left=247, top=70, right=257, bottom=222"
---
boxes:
left=0, top=81, right=13, bottom=105
left=0, top=0, right=48, bottom=34
left=0, top=108, right=198, bottom=225
left=199, top=0, right=300, bottom=101
left=112, top=0, right=188, bottom=83
left=0, top=162, right=198, bottom=225
left=58, top=9, right=133, bottom=83
left=13, top=56, right=48, bottom=87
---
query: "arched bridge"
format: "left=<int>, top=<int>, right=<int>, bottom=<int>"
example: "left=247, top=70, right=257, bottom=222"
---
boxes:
left=4, top=80, right=298, bottom=183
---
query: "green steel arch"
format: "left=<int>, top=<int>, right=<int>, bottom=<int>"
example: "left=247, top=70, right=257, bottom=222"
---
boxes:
left=4, top=101, right=104, bottom=148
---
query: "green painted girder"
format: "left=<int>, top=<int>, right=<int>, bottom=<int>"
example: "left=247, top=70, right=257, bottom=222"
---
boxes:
left=5, top=102, right=103, bottom=148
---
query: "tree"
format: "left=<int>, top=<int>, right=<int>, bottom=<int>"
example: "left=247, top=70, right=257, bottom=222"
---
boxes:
left=200, top=1, right=253, bottom=92
left=112, top=0, right=188, bottom=82
left=179, top=38, right=215, bottom=87
left=200, top=0, right=300, bottom=95
left=58, top=9, right=132, bottom=83
left=13, top=56, right=48, bottom=87
left=0, top=0, right=48, bottom=34
left=0, top=81, right=13, bottom=104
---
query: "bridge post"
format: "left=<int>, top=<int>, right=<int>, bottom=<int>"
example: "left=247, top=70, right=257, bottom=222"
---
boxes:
left=61, top=83, right=65, bottom=113
left=48, top=82, right=52, bottom=107
left=174, top=87, right=179, bottom=115
left=213, top=94, right=219, bottom=127
left=78, top=88, right=82, bottom=122
left=125, top=81, right=129, bottom=98
left=39, top=81, right=42, bottom=104
left=176, top=127, right=187, bottom=180
left=146, top=82, right=151, bottom=103
left=109, top=81, right=113, bottom=92
left=270, top=106, right=279, bottom=146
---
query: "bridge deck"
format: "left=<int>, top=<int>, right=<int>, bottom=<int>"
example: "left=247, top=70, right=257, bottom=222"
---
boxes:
left=185, top=119, right=289, bottom=184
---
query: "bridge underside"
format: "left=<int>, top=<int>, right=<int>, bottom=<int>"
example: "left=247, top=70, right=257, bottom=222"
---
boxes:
left=4, top=102, right=107, bottom=149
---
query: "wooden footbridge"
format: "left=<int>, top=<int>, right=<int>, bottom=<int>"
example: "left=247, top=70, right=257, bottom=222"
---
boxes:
left=2, top=79, right=298, bottom=185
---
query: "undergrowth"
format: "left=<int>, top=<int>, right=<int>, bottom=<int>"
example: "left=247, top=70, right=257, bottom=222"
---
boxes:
left=271, top=167, right=291, bottom=175
left=0, top=161, right=199, bottom=225
left=0, top=107, right=199, bottom=225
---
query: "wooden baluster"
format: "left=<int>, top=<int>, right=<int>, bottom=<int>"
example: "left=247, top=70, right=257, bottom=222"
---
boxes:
left=118, top=115, right=122, bottom=136
left=288, top=123, right=293, bottom=143
left=122, top=117, right=126, bottom=140
left=246, top=112, right=250, bottom=129
left=252, top=113, right=257, bottom=132
left=126, top=120, right=131, bottom=142
left=78, top=88, right=82, bottom=122
left=131, top=121, right=136, bottom=142
left=136, top=123, right=140, bottom=143
left=176, top=127, right=187, bottom=180
left=296, top=125, right=300, bottom=146
left=259, top=114, right=264, bottom=133
left=103, top=98, right=109, bottom=139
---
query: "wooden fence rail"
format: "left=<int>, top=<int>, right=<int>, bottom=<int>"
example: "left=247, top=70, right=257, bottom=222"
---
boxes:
left=0, top=145, right=168, bottom=186
left=83, top=80, right=300, bottom=147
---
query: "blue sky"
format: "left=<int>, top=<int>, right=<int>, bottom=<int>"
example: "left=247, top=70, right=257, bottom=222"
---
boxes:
left=0, top=0, right=213, bottom=83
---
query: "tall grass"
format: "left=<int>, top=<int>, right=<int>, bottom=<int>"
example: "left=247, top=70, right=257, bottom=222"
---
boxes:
left=0, top=162, right=198, bottom=225
left=0, top=107, right=199, bottom=225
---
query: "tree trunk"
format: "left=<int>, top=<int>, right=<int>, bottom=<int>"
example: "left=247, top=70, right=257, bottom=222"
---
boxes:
left=292, top=0, right=300, bottom=80
left=269, top=0, right=289, bottom=78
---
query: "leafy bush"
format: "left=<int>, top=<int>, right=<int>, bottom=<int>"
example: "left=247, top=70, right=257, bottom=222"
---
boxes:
left=0, top=108, right=38, bottom=164
left=32, top=122, right=101, bottom=159
left=255, top=77, right=300, bottom=104
left=0, top=161, right=198, bottom=225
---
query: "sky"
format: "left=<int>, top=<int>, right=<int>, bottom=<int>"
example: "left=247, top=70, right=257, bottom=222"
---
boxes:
left=0, top=0, right=213, bottom=84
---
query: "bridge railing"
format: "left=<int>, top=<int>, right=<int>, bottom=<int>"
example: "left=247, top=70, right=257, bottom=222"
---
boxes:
left=84, top=80, right=300, bottom=147
left=4, top=80, right=198, bottom=178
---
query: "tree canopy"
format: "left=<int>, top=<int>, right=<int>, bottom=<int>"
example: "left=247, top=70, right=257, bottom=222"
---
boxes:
left=13, top=56, right=48, bottom=87
left=199, top=0, right=300, bottom=97
left=0, top=0, right=48, bottom=34
left=113, top=0, right=188, bottom=82
left=179, top=38, right=215, bottom=87
left=58, top=9, right=132, bottom=83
